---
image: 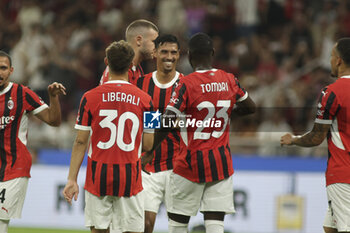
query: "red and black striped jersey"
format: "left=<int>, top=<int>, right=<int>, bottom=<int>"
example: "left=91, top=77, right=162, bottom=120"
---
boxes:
left=315, top=75, right=350, bottom=186
left=0, top=82, right=48, bottom=181
left=167, top=69, right=247, bottom=183
left=76, top=80, right=154, bottom=197
left=136, top=71, right=183, bottom=172
left=99, top=65, right=144, bottom=86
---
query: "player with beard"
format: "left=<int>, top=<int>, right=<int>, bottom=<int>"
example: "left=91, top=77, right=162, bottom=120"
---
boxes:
left=146, top=33, right=256, bottom=233
left=0, top=51, right=66, bottom=233
left=136, top=34, right=183, bottom=233
left=281, top=38, right=350, bottom=233
left=100, top=19, right=159, bottom=85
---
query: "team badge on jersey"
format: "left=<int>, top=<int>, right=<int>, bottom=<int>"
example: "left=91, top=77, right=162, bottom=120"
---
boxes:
left=7, top=98, right=14, bottom=110
left=144, top=110, right=161, bottom=129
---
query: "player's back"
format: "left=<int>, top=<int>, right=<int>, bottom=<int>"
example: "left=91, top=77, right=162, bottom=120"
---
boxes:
left=77, top=80, right=153, bottom=196
left=168, top=69, right=247, bottom=183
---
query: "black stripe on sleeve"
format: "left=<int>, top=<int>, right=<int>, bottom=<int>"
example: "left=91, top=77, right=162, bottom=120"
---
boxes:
left=186, top=150, right=192, bottom=170
left=113, top=164, right=120, bottom=196
left=87, top=110, right=92, bottom=126
left=0, top=92, right=11, bottom=181
left=25, top=91, right=41, bottom=109
left=219, top=146, right=229, bottom=178
left=124, top=163, right=132, bottom=197
left=323, top=92, right=336, bottom=120
left=159, top=89, right=167, bottom=113
left=91, top=160, right=97, bottom=183
left=149, top=100, right=154, bottom=112
left=208, top=150, right=218, bottom=181
left=147, top=79, right=155, bottom=98
left=136, top=76, right=145, bottom=89
left=171, top=130, right=180, bottom=142
left=197, top=150, right=206, bottom=183
left=11, top=85, right=23, bottom=167
left=78, top=97, right=87, bottom=125
left=154, top=145, right=162, bottom=172
left=166, top=136, right=174, bottom=170
left=100, top=163, right=107, bottom=196
left=136, top=160, right=140, bottom=181
left=174, top=84, right=187, bottom=110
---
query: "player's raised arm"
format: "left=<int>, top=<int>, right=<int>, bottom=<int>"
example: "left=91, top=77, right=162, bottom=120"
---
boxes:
left=35, top=82, right=66, bottom=126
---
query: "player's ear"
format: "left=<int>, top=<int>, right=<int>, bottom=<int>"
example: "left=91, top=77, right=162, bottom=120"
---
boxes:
left=104, top=57, right=108, bottom=66
left=136, top=35, right=142, bottom=47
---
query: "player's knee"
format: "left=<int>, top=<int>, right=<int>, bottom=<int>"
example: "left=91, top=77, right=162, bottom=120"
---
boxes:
left=144, top=218, right=155, bottom=233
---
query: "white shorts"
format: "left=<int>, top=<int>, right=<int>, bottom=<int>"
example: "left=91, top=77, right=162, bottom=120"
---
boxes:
left=323, top=183, right=350, bottom=232
left=85, top=190, right=144, bottom=232
left=167, top=172, right=235, bottom=216
left=0, top=177, right=29, bottom=220
left=142, top=170, right=172, bottom=213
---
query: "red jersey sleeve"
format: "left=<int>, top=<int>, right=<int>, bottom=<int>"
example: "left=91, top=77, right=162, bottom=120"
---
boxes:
left=232, top=75, right=248, bottom=102
left=315, top=86, right=339, bottom=124
left=75, top=94, right=92, bottom=131
left=23, top=86, right=48, bottom=115
left=166, top=79, right=188, bottom=115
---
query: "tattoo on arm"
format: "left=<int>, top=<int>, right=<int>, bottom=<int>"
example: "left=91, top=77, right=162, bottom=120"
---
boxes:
left=293, top=123, right=330, bottom=147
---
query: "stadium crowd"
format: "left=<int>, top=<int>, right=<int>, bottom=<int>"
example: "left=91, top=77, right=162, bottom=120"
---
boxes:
left=0, top=0, right=347, bottom=158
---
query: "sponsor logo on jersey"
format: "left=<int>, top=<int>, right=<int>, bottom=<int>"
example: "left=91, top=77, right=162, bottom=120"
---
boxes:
left=0, top=116, right=15, bottom=129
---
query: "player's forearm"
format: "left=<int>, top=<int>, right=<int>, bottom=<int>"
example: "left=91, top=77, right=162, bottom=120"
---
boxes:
left=292, top=132, right=324, bottom=147
left=46, top=95, right=62, bottom=126
left=67, top=140, right=88, bottom=181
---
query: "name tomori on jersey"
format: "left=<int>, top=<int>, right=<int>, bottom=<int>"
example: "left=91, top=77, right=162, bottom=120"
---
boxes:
left=102, top=92, right=140, bottom=106
left=200, top=82, right=229, bottom=93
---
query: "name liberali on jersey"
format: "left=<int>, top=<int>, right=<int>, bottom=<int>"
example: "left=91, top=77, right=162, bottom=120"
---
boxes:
left=102, top=92, right=140, bottom=106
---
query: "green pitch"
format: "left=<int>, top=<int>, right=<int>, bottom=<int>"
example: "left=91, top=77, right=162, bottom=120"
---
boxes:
left=9, top=227, right=89, bottom=233
left=9, top=228, right=167, bottom=233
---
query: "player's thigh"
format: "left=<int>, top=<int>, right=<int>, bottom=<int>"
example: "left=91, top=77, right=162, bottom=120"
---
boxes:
left=85, top=191, right=113, bottom=230
left=142, top=170, right=166, bottom=213
left=112, top=191, right=144, bottom=233
left=323, top=183, right=350, bottom=232
left=167, top=172, right=204, bottom=216
left=200, top=175, right=235, bottom=214
left=0, top=177, right=29, bottom=220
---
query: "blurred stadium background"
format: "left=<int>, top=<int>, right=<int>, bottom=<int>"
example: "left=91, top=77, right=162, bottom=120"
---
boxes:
left=1, top=0, right=346, bottom=232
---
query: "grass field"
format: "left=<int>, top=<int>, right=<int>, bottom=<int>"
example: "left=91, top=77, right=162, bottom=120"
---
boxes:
left=8, top=228, right=167, bottom=233
left=9, top=227, right=89, bottom=233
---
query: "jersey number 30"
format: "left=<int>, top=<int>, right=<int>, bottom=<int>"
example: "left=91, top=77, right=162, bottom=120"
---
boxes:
left=97, top=109, right=139, bottom=151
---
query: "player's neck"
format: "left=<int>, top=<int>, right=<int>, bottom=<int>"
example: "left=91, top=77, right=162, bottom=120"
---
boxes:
left=109, top=73, right=128, bottom=82
left=338, top=68, right=350, bottom=78
left=156, top=70, right=176, bottom=84
left=194, top=65, right=212, bottom=71
left=132, top=52, right=141, bottom=67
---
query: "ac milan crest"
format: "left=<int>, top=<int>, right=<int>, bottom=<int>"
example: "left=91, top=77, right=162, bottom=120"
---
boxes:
left=7, top=99, right=14, bottom=110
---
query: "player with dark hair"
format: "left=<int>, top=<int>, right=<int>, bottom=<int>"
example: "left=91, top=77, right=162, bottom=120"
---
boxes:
left=281, top=38, right=350, bottom=233
left=147, top=33, right=255, bottom=232
left=63, top=41, right=154, bottom=233
left=100, top=19, right=159, bottom=85
left=137, top=34, right=183, bottom=233
left=0, top=51, right=66, bottom=233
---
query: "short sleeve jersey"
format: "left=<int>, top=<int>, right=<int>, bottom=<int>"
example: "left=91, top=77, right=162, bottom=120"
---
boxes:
left=166, top=69, right=247, bottom=183
left=315, top=75, right=350, bottom=186
left=99, top=65, right=144, bottom=86
left=76, top=80, right=154, bottom=197
left=0, top=82, right=48, bottom=181
left=136, top=71, right=183, bottom=172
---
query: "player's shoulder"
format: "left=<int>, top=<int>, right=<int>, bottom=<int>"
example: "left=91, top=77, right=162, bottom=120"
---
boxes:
left=144, top=72, right=153, bottom=80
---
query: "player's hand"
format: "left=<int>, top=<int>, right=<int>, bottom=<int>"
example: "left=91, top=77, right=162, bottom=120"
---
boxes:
left=141, top=151, right=153, bottom=175
left=48, top=82, right=66, bottom=97
left=280, top=133, right=293, bottom=146
left=62, top=180, right=79, bottom=205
